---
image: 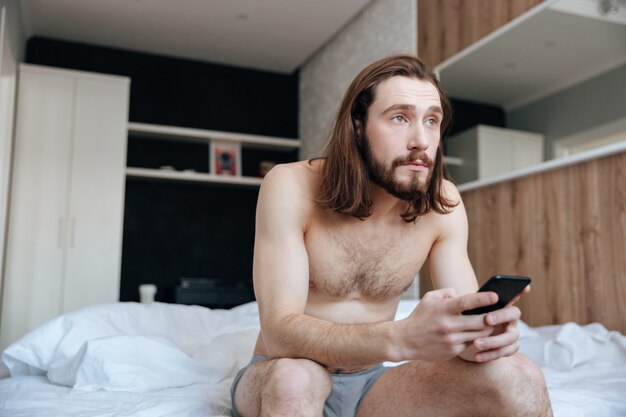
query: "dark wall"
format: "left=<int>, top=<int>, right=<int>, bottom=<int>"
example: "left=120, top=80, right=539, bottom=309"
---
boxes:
left=448, top=98, right=506, bottom=136
left=25, top=37, right=299, bottom=304
left=122, top=180, right=260, bottom=304
left=443, top=98, right=506, bottom=153
left=26, top=37, right=298, bottom=136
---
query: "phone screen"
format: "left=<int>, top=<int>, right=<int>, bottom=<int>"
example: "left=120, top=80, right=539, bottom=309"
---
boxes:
left=461, top=275, right=531, bottom=315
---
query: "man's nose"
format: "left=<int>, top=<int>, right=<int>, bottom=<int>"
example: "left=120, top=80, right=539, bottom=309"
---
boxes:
left=407, top=126, right=429, bottom=151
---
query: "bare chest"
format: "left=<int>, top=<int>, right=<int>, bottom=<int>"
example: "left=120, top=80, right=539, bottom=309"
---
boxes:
left=305, top=217, right=435, bottom=300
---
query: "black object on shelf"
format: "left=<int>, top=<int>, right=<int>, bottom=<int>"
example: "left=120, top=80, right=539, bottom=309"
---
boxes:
left=175, top=277, right=255, bottom=309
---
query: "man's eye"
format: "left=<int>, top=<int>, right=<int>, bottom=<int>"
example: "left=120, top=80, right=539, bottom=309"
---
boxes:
left=392, top=115, right=407, bottom=123
left=425, top=118, right=439, bottom=126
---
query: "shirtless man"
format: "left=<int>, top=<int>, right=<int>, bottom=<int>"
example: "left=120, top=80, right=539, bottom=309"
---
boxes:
left=230, top=55, right=552, bottom=417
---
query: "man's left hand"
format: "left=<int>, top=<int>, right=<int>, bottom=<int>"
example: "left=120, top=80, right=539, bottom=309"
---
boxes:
left=458, top=305, right=521, bottom=362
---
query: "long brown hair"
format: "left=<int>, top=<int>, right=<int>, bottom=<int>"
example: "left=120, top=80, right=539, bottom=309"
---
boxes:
left=315, top=54, right=457, bottom=222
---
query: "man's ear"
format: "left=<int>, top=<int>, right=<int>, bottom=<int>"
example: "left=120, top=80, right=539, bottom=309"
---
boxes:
left=354, top=119, right=363, bottom=145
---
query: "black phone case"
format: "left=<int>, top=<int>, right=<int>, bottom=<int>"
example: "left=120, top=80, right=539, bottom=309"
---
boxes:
left=461, top=275, right=531, bottom=315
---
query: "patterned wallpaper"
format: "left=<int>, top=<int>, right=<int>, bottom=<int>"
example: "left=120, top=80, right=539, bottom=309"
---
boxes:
left=299, top=0, right=417, bottom=160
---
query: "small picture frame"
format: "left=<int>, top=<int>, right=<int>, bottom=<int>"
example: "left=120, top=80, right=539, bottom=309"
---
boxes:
left=210, top=141, right=241, bottom=176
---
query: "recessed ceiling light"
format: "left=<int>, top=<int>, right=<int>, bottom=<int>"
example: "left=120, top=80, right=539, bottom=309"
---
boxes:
left=599, top=0, right=619, bottom=15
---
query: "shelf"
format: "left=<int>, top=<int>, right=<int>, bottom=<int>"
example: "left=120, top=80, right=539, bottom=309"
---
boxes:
left=458, top=139, right=626, bottom=193
left=126, top=123, right=300, bottom=186
left=128, top=122, right=301, bottom=150
left=126, top=167, right=263, bottom=186
left=443, top=156, right=463, bottom=166
left=435, top=0, right=626, bottom=110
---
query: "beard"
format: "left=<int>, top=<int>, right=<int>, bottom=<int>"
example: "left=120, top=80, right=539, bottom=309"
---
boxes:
left=361, top=136, right=435, bottom=202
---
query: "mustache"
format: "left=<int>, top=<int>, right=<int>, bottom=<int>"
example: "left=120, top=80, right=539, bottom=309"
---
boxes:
left=392, top=151, right=434, bottom=168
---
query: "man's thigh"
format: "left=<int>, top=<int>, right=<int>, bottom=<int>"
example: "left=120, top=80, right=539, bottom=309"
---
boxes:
left=355, top=358, right=499, bottom=417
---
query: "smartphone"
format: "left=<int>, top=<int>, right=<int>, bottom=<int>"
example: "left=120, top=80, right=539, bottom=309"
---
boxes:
left=461, top=275, right=531, bottom=315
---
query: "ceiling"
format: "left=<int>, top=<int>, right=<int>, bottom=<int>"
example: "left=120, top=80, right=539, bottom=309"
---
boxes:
left=18, top=0, right=373, bottom=74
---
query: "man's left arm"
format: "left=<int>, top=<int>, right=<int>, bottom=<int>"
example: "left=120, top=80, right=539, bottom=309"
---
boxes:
left=427, top=180, right=524, bottom=363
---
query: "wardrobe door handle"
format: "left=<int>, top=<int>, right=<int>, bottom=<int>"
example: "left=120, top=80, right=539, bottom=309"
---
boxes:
left=70, top=217, right=76, bottom=248
left=58, top=217, right=65, bottom=248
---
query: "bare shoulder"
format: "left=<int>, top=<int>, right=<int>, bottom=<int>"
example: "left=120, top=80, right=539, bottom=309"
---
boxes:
left=261, top=160, right=320, bottom=198
left=440, top=179, right=462, bottom=207
left=257, top=160, right=321, bottom=229
left=425, top=179, right=467, bottom=237
left=263, top=159, right=320, bottom=181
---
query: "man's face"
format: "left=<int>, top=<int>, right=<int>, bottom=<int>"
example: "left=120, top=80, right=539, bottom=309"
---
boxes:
left=361, top=76, right=442, bottom=201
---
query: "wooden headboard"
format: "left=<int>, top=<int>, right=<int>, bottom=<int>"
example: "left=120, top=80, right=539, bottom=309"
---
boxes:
left=422, top=149, right=626, bottom=333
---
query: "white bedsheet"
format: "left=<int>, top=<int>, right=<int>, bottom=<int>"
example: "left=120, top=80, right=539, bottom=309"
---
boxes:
left=518, top=321, right=626, bottom=417
left=0, top=300, right=624, bottom=417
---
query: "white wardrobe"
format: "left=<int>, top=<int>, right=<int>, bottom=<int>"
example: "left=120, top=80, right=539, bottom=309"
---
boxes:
left=0, top=64, right=130, bottom=349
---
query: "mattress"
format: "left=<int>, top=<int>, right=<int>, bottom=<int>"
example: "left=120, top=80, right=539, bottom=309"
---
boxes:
left=0, top=300, right=624, bottom=417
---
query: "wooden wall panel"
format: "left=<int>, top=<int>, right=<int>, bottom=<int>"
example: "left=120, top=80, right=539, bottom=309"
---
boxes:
left=447, top=152, right=626, bottom=333
left=417, top=0, right=544, bottom=68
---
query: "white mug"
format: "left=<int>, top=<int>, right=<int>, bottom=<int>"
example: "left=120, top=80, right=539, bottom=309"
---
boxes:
left=139, top=284, right=157, bottom=303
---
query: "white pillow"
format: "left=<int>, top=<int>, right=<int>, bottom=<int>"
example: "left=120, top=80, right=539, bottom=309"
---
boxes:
left=47, top=335, right=218, bottom=392
left=2, top=302, right=261, bottom=390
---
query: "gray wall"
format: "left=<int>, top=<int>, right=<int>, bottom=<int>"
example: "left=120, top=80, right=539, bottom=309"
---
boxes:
left=0, top=0, right=24, bottom=61
left=0, top=0, right=25, bottom=332
left=507, top=63, right=626, bottom=159
left=299, top=0, right=417, bottom=160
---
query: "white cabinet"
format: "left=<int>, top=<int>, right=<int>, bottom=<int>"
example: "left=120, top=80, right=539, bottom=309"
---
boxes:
left=446, top=125, right=543, bottom=184
left=0, top=64, right=130, bottom=349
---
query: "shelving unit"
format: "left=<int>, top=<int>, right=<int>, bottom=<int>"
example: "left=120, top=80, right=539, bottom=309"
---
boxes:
left=434, top=0, right=626, bottom=111
left=126, top=167, right=264, bottom=186
left=126, top=122, right=301, bottom=185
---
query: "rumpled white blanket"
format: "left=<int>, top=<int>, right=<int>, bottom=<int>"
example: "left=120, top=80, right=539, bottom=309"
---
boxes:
left=519, top=321, right=626, bottom=370
left=1, top=300, right=625, bottom=417
left=518, top=320, right=626, bottom=417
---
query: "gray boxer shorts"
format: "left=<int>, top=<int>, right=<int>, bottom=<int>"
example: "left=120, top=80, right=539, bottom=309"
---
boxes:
left=230, top=355, right=390, bottom=417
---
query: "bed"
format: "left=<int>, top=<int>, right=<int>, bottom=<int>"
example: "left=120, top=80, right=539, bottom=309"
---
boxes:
left=0, top=300, right=625, bottom=417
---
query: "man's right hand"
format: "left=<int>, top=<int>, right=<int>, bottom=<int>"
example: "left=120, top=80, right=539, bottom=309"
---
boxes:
left=394, top=288, right=500, bottom=362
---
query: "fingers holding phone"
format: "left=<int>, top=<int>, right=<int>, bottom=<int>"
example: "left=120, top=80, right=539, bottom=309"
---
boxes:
left=458, top=275, right=530, bottom=362
left=461, top=275, right=531, bottom=316
left=507, top=284, right=531, bottom=307
left=461, top=324, right=522, bottom=362
left=401, top=288, right=501, bottom=362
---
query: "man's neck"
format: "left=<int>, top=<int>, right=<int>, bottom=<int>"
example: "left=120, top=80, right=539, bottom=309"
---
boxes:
left=367, top=183, right=408, bottom=222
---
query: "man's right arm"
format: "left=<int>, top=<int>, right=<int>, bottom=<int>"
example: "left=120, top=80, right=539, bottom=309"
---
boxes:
left=253, top=164, right=497, bottom=368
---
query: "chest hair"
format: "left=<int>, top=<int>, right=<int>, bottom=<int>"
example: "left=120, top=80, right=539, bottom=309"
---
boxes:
left=308, top=227, right=422, bottom=300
